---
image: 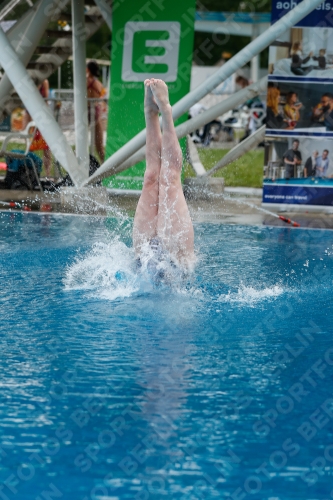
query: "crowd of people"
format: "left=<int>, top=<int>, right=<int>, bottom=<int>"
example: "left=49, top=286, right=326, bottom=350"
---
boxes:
left=22, top=61, right=106, bottom=180
left=266, top=85, right=303, bottom=130
left=281, top=139, right=331, bottom=178
left=267, top=82, right=333, bottom=132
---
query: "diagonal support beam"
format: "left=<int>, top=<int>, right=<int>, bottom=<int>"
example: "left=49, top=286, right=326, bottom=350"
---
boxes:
left=72, top=0, right=89, bottom=178
left=93, top=0, right=112, bottom=30
left=0, top=26, right=86, bottom=186
left=89, top=77, right=268, bottom=180
left=0, top=0, right=70, bottom=114
left=84, top=0, right=325, bottom=187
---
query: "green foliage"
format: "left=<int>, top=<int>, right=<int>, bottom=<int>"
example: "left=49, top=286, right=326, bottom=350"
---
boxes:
left=87, top=23, right=111, bottom=60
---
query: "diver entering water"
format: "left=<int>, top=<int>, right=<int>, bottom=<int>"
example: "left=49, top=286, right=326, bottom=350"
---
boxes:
left=133, top=79, right=195, bottom=275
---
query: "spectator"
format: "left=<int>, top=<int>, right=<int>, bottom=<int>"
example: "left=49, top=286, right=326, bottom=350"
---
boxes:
left=189, top=103, right=222, bottom=146
left=315, top=149, right=330, bottom=177
left=87, top=60, right=106, bottom=163
left=189, top=103, right=206, bottom=143
left=266, top=85, right=285, bottom=129
left=236, top=75, right=265, bottom=140
left=284, top=92, right=302, bottom=128
left=290, top=42, right=313, bottom=76
left=312, top=93, right=333, bottom=131
left=26, top=79, right=52, bottom=178
left=304, top=150, right=318, bottom=177
left=283, top=139, right=302, bottom=179
left=235, top=75, right=250, bottom=89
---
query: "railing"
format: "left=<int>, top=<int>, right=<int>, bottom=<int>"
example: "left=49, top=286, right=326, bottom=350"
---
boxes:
left=1, top=84, right=270, bottom=183
left=1, top=96, right=108, bottom=155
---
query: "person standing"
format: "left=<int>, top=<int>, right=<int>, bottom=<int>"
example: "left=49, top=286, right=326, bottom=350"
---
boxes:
left=304, top=150, right=318, bottom=177
left=283, top=139, right=302, bottom=179
left=189, top=103, right=206, bottom=143
left=86, top=61, right=106, bottom=163
left=315, top=150, right=330, bottom=177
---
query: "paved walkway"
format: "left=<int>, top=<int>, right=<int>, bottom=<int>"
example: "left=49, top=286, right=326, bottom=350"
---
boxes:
left=1, top=177, right=333, bottom=230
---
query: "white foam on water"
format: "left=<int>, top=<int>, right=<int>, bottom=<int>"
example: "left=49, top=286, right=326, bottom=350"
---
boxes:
left=219, top=284, right=284, bottom=306
left=64, top=240, right=139, bottom=300
left=64, top=239, right=197, bottom=301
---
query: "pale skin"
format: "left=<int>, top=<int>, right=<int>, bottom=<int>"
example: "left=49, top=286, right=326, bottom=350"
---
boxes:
left=133, top=78, right=195, bottom=268
left=86, top=68, right=105, bottom=163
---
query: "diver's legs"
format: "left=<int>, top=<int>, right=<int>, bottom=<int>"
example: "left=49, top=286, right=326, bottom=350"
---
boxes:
left=133, top=79, right=162, bottom=255
left=149, top=79, right=194, bottom=264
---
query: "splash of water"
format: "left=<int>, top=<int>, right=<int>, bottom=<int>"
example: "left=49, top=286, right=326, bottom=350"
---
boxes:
left=218, top=284, right=283, bottom=306
left=64, top=240, right=139, bottom=300
left=64, top=236, right=195, bottom=301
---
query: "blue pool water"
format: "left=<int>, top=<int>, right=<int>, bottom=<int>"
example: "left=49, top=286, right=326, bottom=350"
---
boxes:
left=1, top=211, right=333, bottom=500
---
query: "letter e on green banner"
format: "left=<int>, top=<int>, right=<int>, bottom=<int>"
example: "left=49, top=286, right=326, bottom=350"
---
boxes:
left=104, top=0, right=196, bottom=190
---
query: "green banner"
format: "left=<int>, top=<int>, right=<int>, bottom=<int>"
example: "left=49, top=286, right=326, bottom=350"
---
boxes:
left=104, top=0, right=196, bottom=190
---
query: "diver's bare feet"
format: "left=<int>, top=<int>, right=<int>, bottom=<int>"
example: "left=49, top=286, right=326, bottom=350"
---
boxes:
left=150, top=79, right=171, bottom=112
left=144, top=79, right=159, bottom=115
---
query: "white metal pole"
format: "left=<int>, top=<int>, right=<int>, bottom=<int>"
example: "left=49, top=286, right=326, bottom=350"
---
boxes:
left=72, top=0, right=89, bottom=178
left=93, top=77, right=267, bottom=179
left=251, top=24, right=260, bottom=83
left=0, top=27, right=86, bottom=186
left=85, top=0, right=325, bottom=187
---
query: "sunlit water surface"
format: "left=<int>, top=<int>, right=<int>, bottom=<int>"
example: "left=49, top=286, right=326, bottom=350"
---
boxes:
left=1, top=211, right=333, bottom=500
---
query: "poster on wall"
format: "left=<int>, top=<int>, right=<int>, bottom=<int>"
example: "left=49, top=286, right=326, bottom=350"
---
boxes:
left=263, top=1, right=333, bottom=208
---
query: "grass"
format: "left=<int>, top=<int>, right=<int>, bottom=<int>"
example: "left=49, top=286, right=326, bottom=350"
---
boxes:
left=184, top=148, right=264, bottom=188
left=0, top=140, right=265, bottom=188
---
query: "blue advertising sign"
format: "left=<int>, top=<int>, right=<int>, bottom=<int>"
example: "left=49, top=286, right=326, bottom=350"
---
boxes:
left=271, top=1, right=333, bottom=28
left=263, top=0, right=333, bottom=208
left=263, top=180, right=333, bottom=206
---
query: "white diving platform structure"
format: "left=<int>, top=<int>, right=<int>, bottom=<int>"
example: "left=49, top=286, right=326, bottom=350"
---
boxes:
left=0, top=0, right=326, bottom=189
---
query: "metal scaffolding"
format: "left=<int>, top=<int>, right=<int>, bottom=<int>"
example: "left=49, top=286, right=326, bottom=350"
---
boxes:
left=0, top=0, right=326, bottom=188
left=104, top=77, right=268, bottom=179
left=0, top=0, right=69, bottom=113
left=72, top=0, right=89, bottom=178
left=0, top=26, right=85, bottom=186
left=85, top=0, right=326, bottom=186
